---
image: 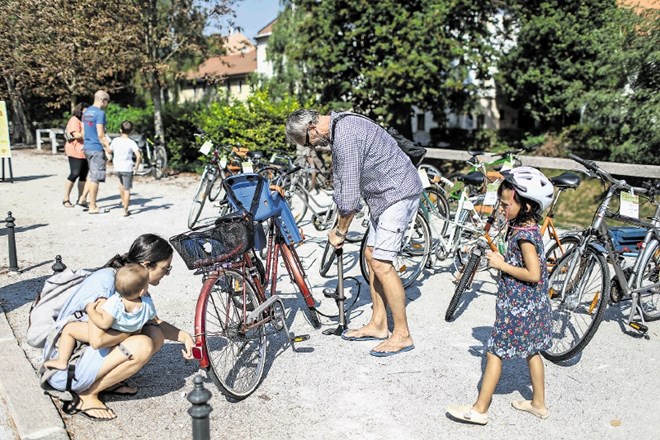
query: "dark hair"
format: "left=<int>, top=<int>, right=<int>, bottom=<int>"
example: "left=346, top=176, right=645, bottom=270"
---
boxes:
left=105, top=234, right=173, bottom=269
left=120, top=120, right=134, bottom=135
left=497, top=180, right=542, bottom=224
left=72, top=102, right=89, bottom=120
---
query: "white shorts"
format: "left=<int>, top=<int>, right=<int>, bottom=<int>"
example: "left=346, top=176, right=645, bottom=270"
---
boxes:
left=366, top=195, right=420, bottom=261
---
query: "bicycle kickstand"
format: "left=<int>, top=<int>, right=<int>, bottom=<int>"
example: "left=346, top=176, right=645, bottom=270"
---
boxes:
left=246, top=295, right=310, bottom=349
left=323, top=248, right=347, bottom=336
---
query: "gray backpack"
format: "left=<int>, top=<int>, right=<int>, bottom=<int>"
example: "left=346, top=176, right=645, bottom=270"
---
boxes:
left=26, top=268, right=91, bottom=348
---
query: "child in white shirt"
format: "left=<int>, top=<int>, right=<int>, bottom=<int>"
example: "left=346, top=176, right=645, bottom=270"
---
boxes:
left=110, top=121, right=141, bottom=216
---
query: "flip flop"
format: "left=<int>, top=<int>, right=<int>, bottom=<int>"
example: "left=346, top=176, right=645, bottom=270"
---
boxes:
left=369, top=344, right=415, bottom=357
left=340, top=329, right=387, bottom=342
left=77, top=201, right=89, bottom=209
left=102, top=381, right=138, bottom=396
left=62, top=200, right=74, bottom=208
left=78, top=406, right=117, bottom=422
left=88, top=208, right=109, bottom=214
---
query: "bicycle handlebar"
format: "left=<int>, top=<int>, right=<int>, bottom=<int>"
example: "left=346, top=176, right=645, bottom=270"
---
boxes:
left=568, top=153, right=649, bottom=195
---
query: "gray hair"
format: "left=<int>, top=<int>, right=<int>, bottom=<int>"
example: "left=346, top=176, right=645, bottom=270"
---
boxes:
left=285, top=109, right=319, bottom=144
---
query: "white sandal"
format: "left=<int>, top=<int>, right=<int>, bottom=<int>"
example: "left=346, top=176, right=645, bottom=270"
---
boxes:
left=447, top=403, right=489, bottom=425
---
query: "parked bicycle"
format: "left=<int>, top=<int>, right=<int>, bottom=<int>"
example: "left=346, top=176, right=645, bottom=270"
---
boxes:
left=108, top=134, right=168, bottom=179
left=170, top=170, right=321, bottom=400
left=542, top=154, right=660, bottom=362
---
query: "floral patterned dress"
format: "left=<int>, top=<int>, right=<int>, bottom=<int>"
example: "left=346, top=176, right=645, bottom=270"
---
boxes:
left=487, top=225, right=552, bottom=359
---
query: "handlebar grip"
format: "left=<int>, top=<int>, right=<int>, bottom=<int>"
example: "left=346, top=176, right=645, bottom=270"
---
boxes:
left=568, top=154, right=599, bottom=173
left=283, top=165, right=302, bottom=178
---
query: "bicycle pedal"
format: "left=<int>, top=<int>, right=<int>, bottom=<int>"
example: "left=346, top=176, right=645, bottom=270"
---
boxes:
left=628, top=321, right=648, bottom=334
left=290, top=334, right=310, bottom=343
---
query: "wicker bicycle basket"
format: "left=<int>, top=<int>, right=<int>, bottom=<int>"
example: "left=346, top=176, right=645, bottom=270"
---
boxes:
left=170, top=213, right=254, bottom=270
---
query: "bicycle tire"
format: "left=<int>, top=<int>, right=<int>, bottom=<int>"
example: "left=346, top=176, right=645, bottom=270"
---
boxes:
left=208, top=171, right=225, bottom=202
left=319, top=240, right=336, bottom=277
left=545, top=234, right=581, bottom=273
left=359, top=211, right=431, bottom=289
left=152, top=145, right=167, bottom=180
left=203, top=271, right=266, bottom=400
left=188, top=168, right=212, bottom=229
left=285, top=184, right=308, bottom=224
left=542, top=246, right=609, bottom=362
left=445, top=250, right=482, bottom=321
left=280, top=243, right=321, bottom=328
left=420, top=186, right=450, bottom=251
left=637, top=239, right=660, bottom=321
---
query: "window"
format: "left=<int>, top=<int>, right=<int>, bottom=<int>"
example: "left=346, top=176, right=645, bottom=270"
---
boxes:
left=416, top=114, right=426, bottom=131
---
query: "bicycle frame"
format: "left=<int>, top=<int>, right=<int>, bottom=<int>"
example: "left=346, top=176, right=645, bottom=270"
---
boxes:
left=559, top=180, right=660, bottom=328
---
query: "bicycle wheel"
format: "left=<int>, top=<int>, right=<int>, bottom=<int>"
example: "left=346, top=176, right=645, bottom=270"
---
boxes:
left=359, top=211, right=431, bottom=289
left=284, top=184, right=308, bottom=224
left=280, top=243, right=321, bottom=328
left=542, top=246, right=609, bottom=362
left=188, top=168, right=212, bottom=229
left=420, top=186, right=450, bottom=252
left=258, top=166, right=283, bottom=182
left=208, top=171, right=225, bottom=202
left=152, top=145, right=167, bottom=180
left=637, top=239, right=660, bottom=321
left=545, top=234, right=581, bottom=273
left=445, top=250, right=482, bottom=321
left=452, top=201, right=486, bottom=272
left=319, top=241, right=336, bottom=277
left=203, top=271, right=266, bottom=400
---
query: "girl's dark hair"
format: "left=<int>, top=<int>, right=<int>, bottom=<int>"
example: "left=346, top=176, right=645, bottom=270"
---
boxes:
left=72, top=102, right=89, bottom=120
left=498, top=180, right=542, bottom=224
left=104, top=234, right=173, bottom=269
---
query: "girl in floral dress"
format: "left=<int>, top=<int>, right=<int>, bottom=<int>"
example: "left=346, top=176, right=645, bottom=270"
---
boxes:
left=448, top=167, right=555, bottom=425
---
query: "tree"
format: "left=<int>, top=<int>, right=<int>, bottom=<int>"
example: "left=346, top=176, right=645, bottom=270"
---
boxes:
left=499, top=1, right=659, bottom=164
left=268, top=0, right=500, bottom=135
left=134, top=0, right=238, bottom=144
left=0, top=0, right=143, bottom=143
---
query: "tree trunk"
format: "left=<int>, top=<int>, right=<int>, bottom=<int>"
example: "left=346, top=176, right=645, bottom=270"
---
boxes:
left=151, top=75, right=165, bottom=144
left=4, top=74, right=34, bottom=145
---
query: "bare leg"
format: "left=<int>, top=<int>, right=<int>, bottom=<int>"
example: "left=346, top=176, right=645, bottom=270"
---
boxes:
left=473, top=352, right=502, bottom=414
left=88, top=181, right=99, bottom=212
left=78, top=180, right=90, bottom=205
left=77, top=326, right=164, bottom=420
left=44, top=322, right=90, bottom=370
left=342, top=246, right=389, bottom=340
left=119, top=186, right=130, bottom=215
left=63, top=179, right=75, bottom=203
left=369, top=256, right=414, bottom=353
left=527, top=354, right=547, bottom=411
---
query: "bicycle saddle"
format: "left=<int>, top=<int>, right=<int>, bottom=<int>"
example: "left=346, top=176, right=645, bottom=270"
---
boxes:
left=457, top=171, right=485, bottom=187
left=467, top=150, right=486, bottom=157
left=247, top=150, right=264, bottom=160
left=550, top=172, right=581, bottom=189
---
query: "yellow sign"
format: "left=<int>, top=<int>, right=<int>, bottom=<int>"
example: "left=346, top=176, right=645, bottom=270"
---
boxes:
left=0, top=101, right=10, bottom=158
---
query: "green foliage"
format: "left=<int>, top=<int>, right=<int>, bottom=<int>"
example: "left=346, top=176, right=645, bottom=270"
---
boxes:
left=161, top=101, right=209, bottom=172
left=104, top=103, right=154, bottom=134
left=271, top=0, right=499, bottom=135
left=499, top=2, right=659, bottom=165
left=192, top=86, right=301, bottom=169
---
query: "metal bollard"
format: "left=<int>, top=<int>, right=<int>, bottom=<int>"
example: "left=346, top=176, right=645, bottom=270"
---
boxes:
left=52, top=255, right=66, bottom=273
left=187, top=375, right=212, bottom=440
left=5, top=211, right=18, bottom=272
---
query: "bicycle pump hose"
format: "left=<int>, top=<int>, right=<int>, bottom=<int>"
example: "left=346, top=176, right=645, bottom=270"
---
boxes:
left=337, top=248, right=347, bottom=329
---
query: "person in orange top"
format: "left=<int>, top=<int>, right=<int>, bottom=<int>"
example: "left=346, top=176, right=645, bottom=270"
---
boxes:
left=63, top=102, right=90, bottom=208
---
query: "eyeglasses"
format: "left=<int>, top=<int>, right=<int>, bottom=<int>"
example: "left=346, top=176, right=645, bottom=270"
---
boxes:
left=303, top=127, right=312, bottom=147
left=163, top=265, right=172, bottom=275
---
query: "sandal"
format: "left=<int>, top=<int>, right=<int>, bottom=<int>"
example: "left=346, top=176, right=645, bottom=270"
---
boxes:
left=102, top=381, right=138, bottom=396
left=62, top=200, right=74, bottom=208
left=76, top=201, right=89, bottom=209
left=62, top=393, right=81, bottom=415
left=78, top=405, right=117, bottom=422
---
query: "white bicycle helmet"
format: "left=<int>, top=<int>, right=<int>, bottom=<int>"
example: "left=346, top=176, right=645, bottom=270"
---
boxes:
left=502, top=166, right=554, bottom=211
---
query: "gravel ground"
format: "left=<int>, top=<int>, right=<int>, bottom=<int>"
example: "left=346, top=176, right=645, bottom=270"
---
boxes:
left=1, top=148, right=659, bottom=440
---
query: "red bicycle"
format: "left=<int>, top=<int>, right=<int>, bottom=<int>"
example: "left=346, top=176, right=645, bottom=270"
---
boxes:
left=171, top=172, right=319, bottom=400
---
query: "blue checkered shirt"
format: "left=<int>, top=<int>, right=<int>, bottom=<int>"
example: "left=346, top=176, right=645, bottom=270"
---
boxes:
left=330, top=111, right=424, bottom=221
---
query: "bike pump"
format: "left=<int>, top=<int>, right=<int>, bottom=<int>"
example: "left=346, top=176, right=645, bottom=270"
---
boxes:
left=322, top=247, right=347, bottom=336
